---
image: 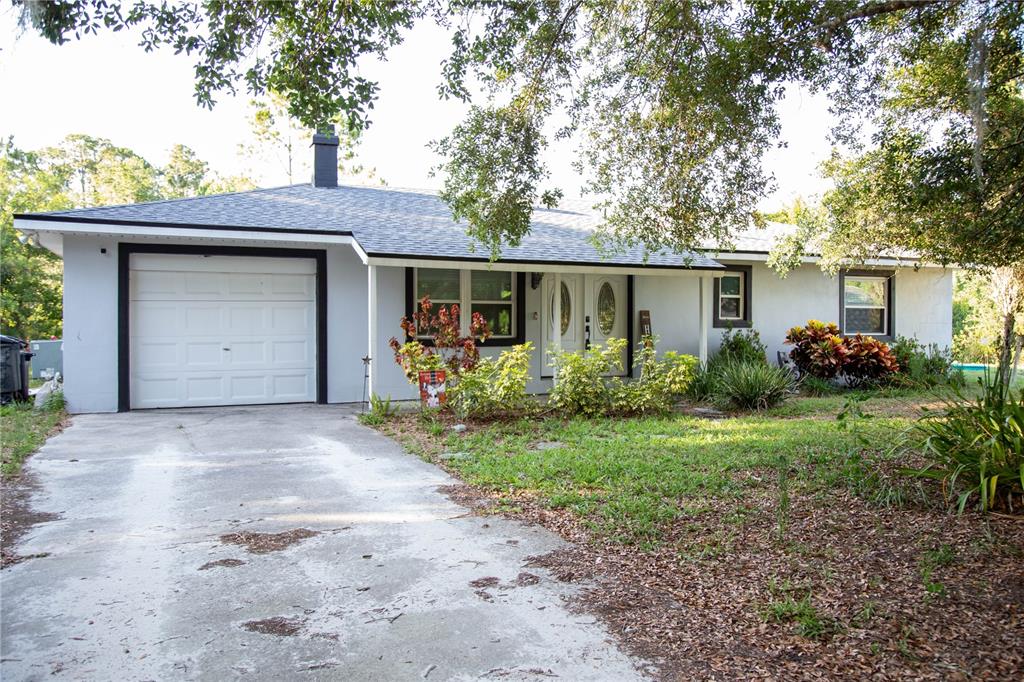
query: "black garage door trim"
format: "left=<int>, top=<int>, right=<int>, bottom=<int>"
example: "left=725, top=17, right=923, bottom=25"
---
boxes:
left=118, top=243, right=328, bottom=412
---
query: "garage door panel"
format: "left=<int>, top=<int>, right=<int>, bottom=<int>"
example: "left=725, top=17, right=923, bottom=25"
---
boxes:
left=186, top=375, right=224, bottom=401
left=134, top=270, right=181, bottom=296
left=271, top=373, right=314, bottom=399
left=271, top=305, right=313, bottom=332
left=184, top=271, right=224, bottom=296
left=227, top=306, right=265, bottom=333
left=228, top=341, right=266, bottom=365
left=229, top=376, right=267, bottom=401
left=184, top=342, right=223, bottom=366
left=271, top=274, right=315, bottom=297
left=130, top=254, right=317, bottom=409
left=135, top=340, right=180, bottom=368
left=183, top=305, right=223, bottom=335
left=271, top=339, right=311, bottom=364
left=134, top=304, right=180, bottom=336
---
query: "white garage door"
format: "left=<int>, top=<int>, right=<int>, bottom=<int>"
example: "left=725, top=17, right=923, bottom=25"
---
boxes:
left=130, top=254, right=317, bottom=409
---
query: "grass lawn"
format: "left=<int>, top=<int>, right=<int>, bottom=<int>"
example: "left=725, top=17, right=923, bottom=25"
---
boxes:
left=1, top=402, right=67, bottom=477
left=378, top=387, right=1023, bottom=679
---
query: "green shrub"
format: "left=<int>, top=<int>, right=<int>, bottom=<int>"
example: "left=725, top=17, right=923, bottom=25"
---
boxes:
left=661, top=350, right=700, bottom=396
left=712, top=359, right=796, bottom=410
left=685, top=330, right=765, bottom=403
left=901, top=380, right=1024, bottom=513
left=450, top=342, right=535, bottom=419
left=843, top=334, right=900, bottom=387
left=611, top=339, right=698, bottom=416
left=549, top=338, right=627, bottom=416
left=718, top=327, right=768, bottom=365
left=891, top=336, right=962, bottom=387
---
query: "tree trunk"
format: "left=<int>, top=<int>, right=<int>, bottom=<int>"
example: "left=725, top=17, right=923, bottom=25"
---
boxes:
left=997, top=310, right=1016, bottom=388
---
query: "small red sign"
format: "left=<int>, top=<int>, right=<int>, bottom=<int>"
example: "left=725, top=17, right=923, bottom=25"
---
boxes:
left=418, top=370, right=447, bottom=408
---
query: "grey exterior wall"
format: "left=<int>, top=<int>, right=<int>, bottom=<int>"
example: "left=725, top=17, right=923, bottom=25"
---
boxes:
left=59, top=239, right=955, bottom=412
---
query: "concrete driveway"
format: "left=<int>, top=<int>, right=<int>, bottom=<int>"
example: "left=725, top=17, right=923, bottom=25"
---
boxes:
left=1, top=405, right=645, bottom=681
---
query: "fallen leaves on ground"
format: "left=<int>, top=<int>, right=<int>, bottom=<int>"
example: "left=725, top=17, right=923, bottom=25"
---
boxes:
left=220, top=528, right=320, bottom=554
left=385, top=416, right=1024, bottom=681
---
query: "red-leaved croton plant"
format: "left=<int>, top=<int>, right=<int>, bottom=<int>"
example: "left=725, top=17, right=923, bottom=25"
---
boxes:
left=389, top=296, right=492, bottom=384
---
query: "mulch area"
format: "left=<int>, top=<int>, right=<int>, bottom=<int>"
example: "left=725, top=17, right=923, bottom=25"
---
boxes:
left=383, top=417, right=1024, bottom=680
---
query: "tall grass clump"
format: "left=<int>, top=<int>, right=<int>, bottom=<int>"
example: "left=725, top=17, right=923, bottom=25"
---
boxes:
left=712, top=360, right=796, bottom=410
left=901, top=377, right=1023, bottom=513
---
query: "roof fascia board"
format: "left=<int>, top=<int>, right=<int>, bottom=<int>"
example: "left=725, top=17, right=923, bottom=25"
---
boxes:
left=704, top=250, right=942, bottom=269
left=365, top=255, right=721, bottom=276
left=13, top=217, right=356, bottom=248
left=13, top=214, right=352, bottom=238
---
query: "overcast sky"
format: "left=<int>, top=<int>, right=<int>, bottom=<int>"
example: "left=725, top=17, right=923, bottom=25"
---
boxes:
left=0, top=10, right=833, bottom=210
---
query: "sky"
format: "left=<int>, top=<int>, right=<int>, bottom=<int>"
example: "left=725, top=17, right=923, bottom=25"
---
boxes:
left=0, top=9, right=834, bottom=210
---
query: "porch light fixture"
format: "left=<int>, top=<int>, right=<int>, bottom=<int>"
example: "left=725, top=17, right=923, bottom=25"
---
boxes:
left=531, top=272, right=544, bottom=289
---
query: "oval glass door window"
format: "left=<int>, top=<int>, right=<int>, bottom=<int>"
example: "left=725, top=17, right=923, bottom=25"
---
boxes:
left=550, top=282, right=572, bottom=336
left=597, top=282, right=616, bottom=335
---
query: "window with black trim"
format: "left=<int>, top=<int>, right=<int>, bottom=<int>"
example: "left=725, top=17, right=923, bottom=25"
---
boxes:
left=713, top=265, right=752, bottom=328
left=408, top=267, right=524, bottom=345
left=840, top=271, right=893, bottom=338
left=471, top=270, right=514, bottom=337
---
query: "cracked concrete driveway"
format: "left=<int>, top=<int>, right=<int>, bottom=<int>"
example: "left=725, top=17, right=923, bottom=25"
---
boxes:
left=1, top=405, right=646, bottom=681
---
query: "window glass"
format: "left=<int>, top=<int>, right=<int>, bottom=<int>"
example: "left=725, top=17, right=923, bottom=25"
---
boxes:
left=550, top=282, right=572, bottom=336
left=597, top=282, right=616, bottom=335
left=471, top=271, right=512, bottom=301
left=416, top=268, right=460, bottom=301
left=845, top=308, right=885, bottom=334
left=721, top=275, right=741, bottom=296
left=844, top=279, right=885, bottom=307
left=844, top=276, right=888, bottom=334
left=717, top=273, right=743, bottom=320
left=472, top=303, right=513, bottom=336
left=719, top=297, right=740, bottom=319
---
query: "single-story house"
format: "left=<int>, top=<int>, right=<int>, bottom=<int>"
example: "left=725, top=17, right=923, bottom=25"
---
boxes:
left=14, top=133, right=953, bottom=413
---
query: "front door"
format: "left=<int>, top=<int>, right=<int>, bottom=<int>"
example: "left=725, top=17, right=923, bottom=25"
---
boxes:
left=543, top=274, right=628, bottom=375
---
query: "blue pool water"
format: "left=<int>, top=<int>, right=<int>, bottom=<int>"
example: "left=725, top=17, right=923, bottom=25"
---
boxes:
left=952, top=363, right=989, bottom=371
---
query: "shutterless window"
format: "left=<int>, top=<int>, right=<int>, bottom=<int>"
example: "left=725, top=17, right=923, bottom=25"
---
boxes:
left=471, top=270, right=515, bottom=337
left=844, top=276, right=888, bottom=335
left=414, top=268, right=460, bottom=337
left=717, top=272, right=744, bottom=321
left=413, top=268, right=516, bottom=338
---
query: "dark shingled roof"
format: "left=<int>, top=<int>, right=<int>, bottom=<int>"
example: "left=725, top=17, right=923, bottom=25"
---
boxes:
left=22, top=183, right=722, bottom=269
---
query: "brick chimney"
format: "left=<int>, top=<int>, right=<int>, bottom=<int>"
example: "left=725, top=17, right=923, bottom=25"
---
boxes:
left=311, top=126, right=339, bottom=188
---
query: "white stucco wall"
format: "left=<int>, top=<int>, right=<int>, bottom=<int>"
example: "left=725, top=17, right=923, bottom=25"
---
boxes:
left=58, top=238, right=955, bottom=412
left=326, top=245, right=369, bottom=403
left=634, top=262, right=955, bottom=362
left=62, top=234, right=120, bottom=413
left=893, top=266, right=954, bottom=349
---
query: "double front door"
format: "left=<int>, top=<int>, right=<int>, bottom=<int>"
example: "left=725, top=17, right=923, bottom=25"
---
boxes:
left=541, top=274, right=628, bottom=375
